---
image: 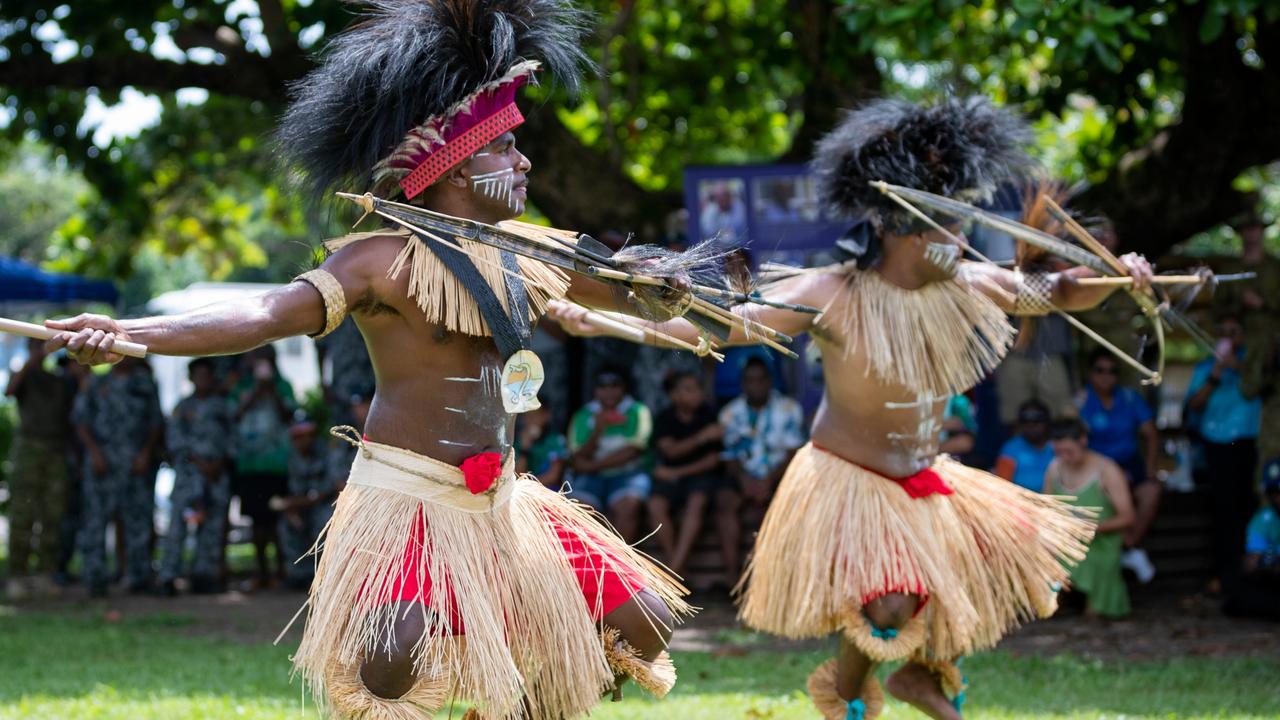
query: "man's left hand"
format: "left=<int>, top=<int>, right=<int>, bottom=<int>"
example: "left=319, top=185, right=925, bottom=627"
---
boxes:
left=1118, top=252, right=1154, bottom=291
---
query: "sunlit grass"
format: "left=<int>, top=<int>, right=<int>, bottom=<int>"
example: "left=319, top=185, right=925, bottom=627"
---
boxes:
left=1, top=611, right=1277, bottom=719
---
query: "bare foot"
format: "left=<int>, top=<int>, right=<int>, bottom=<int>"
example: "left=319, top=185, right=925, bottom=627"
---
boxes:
left=886, top=663, right=961, bottom=720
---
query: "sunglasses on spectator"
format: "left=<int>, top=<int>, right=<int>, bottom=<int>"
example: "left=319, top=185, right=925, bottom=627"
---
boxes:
left=1092, top=365, right=1118, bottom=375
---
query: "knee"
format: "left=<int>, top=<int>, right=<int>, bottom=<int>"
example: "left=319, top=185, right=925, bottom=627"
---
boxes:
left=605, top=589, right=675, bottom=661
left=863, top=592, right=919, bottom=630
left=359, top=602, right=426, bottom=699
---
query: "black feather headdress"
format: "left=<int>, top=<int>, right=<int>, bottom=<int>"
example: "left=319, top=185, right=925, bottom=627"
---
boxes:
left=276, top=0, right=593, bottom=203
left=813, top=96, right=1033, bottom=236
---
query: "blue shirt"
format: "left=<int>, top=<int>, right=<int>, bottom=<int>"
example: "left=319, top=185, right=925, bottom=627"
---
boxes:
left=1245, top=506, right=1280, bottom=556
left=1186, top=355, right=1261, bottom=444
left=996, top=435, right=1056, bottom=492
left=1078, top=387, right=1152, bottom=464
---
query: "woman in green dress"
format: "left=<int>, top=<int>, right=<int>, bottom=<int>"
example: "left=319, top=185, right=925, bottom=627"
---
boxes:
left=1045, top=418, right=1136, bottom=618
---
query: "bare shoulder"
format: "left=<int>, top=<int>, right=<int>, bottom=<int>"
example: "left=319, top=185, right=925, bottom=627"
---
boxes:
left=320, top=232, right=412, bottom=310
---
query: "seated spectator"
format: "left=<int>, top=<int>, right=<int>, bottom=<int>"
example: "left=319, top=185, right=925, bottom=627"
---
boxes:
left=1223, top=457, right=1280, bottom=621
left=567, top=367, right=653, bottom=543
left=1078, top=349, right=1161, bottom=583
left=939, top=393, right=977, bottom=459
left=158, top=358, right=231, bottom=596
left=271, top=415, right=337, bottom=590
left=720, top=357, right=805, bottom=516
left=1187, top=313, right=1262, bottom=586
left=647, top=372, right=726, bottom=578
left=994, top=400, right=1055, bottom=492
left=1046, top=418, right=1135, bottom=619
left=515, top=402, right=568, bottom=490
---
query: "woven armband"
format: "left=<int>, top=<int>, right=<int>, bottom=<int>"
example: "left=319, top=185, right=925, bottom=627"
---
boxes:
left=1012, top=269, right=1054, bottom=317
left=294, top=268, right=346, bottom=339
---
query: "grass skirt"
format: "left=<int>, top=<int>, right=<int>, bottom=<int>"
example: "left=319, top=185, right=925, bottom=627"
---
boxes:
left=290, top=440, right=688, bottom=719
left=739, top=444, right=1092, bottom=661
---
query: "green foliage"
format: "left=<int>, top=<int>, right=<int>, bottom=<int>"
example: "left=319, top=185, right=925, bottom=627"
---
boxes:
left=0, top=140, right=89, bottom=263
left=3, top=0, right=1280, bottom=274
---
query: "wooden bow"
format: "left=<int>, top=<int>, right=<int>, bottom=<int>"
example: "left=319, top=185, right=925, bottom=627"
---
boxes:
left=870, top=181, right=1216, bottom=386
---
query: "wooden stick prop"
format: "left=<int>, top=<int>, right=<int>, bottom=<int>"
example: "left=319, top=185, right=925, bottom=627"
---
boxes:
left=583, top=308, right=726, bottom=362
left=336, top=192, right=821, bottom=314
left=1076, top=275, right=1205, bottom=287
left=0, top=317, right=148, bottom=358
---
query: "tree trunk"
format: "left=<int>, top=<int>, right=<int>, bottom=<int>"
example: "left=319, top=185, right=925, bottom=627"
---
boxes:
left=1082, top=8, right=1280, bottom=257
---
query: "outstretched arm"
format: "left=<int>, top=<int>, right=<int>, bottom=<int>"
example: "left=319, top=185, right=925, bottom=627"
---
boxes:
left=551, top=271, right=837, bottom=348
left=963, top=253, right=1153, bottom=314
left=45, top=235, right=389, bottom=365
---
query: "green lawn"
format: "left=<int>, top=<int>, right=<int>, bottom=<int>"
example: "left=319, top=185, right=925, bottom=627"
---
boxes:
left=1, top=610, right=1278, bottom=719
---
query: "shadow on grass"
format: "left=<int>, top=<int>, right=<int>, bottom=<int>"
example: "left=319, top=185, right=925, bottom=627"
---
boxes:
left=1, top=610, right=1277, bottom=718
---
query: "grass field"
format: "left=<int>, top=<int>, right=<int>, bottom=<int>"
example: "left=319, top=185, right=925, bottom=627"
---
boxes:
left=2, top=609, right=1278, bottom=720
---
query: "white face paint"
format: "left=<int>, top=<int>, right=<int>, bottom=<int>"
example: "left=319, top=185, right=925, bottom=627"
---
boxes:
left=924, top=241, right=961, bottom=277
left=470, top=168, right=518, bottom=211
left=884, top=391, right=946, bottom=470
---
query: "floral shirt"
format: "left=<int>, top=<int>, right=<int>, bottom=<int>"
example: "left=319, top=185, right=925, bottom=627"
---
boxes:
left=719, top=390, right=806, bottom=479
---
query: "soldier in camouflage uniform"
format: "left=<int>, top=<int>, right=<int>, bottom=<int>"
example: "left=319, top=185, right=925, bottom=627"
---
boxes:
left=275, top=417, right=344, bottom=589
left=4, top=338, right=76, bottom=599
left=159, top=358, right=232, bottom=595
left=73, top=356, right=164, bottom=597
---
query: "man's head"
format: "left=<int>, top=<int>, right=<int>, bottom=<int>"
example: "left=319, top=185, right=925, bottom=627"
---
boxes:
left=188, top=358, right=216, bottom=395
left=1086, top=348, right=1120, bottom=395
left=664, top=371, right=704, bottom=412
left=276, top=0, right=589, bottom=213
left=415, top=130, right=532, bottom=223
left=812, top=96, right=1032, bottom=268
left=593, top=366, right=629, bottom=409
left=1049, top=417, right=1090, bottom=465
left=1216, top=313, right=1245, bottom=349
left=1016, top=399, right=1051, bottom=445
left=741, top=357, right=773, bottom=406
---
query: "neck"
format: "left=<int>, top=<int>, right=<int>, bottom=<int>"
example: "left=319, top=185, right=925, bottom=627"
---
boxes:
left=876, top=233, right=934, bottom=289
left=1094, top=385, right=1113, bottom=399
left=747, top=394, right=769, bottom=408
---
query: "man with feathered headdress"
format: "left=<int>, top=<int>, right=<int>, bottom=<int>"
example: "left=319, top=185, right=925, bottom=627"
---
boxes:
left=44, top=2, right=693, bottom=718
left=551, top=96, right=1157, bottom=719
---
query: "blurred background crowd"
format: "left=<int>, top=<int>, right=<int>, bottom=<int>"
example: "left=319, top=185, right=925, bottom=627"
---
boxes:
left=3, top=212, right=1279, bottom=626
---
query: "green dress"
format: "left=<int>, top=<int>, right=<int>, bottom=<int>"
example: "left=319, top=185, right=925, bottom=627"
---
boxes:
left=1049, top=466, right=1131, bottom=618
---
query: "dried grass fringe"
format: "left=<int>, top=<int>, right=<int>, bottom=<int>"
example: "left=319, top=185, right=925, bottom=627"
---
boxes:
left=807, top=659, right=884, bottom=720
left=324, top=639, right=458, bottom=720
left=600, top=627, right=677, bottom=699
left=292, top=464, right=688, bottom=720
left=324, top=227, right=570, bottom=338
left=738, top=445, right=1093, bottom=661
left=841, top=609, right=927, bottom=663
left=816, top=267, right=1015, bottom=395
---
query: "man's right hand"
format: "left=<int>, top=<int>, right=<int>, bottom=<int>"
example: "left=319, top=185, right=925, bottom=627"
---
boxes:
left=546, top=300, right=604, bottom=338
left=44, top=314, right=130, bottom=366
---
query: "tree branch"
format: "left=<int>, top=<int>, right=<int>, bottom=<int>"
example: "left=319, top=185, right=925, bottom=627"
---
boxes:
left=1082, top=9, right=1280, bottom=256
left=0, top=47, right=311, bottom=103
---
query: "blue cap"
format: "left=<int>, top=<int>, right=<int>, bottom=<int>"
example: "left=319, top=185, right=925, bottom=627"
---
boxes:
left=1263, top=457, right=1280, bottom=493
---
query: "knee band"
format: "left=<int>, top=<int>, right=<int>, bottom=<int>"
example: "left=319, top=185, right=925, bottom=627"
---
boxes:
left=840, top=605, right=926, bottom=663
left=806, top=658, right=883, bottom=720
left=601, top=626, right=677, bottom=699
left=324, top=643, right=459, bottom=720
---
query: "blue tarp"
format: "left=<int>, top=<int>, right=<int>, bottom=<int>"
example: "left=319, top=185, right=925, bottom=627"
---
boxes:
left=0, top=256, right=118, bottom=304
